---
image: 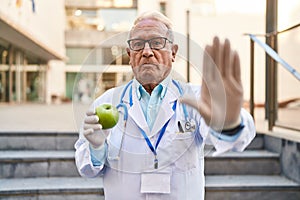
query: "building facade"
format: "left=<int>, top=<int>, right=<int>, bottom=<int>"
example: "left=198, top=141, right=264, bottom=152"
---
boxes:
left=64, top=0, right=138, bottom=103
left=0, top=0, right=65, bottom=103
left=1, top=0, right=299, bottom=106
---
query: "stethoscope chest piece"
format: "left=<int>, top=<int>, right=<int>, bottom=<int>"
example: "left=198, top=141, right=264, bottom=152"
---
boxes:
left=178, top=119, right=196, bottom=132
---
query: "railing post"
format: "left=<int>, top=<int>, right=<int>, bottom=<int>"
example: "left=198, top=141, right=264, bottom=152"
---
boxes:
left=250, top=38, right=255, bottom=119
left=186, top=10, right=190, bottom=82
left=266, top=0, right=278, bottom=131
left=268, top=35, right=278, bottom=131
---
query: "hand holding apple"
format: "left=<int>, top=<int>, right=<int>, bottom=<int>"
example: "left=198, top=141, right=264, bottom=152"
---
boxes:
left=83, top=104, right=119, bottom=149
left=95, top=103, right=119, bottom=129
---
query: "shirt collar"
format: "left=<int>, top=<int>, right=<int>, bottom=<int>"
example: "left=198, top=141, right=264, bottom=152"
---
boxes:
left=133, top=75, right=171, bottom=100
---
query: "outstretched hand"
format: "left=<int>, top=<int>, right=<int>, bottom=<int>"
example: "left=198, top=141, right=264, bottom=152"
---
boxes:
left=83, top=109, right=109, bottom=149
left=181, top=36, right=243, bottom=131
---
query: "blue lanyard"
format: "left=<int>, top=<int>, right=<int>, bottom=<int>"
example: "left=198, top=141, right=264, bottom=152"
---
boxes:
left=119, top=80, right=187, bottom=169
left=138, top=100, right=177, bottom=169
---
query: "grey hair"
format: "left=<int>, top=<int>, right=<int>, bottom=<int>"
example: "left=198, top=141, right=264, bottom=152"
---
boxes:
left=128, top=10, right=174, bottom=41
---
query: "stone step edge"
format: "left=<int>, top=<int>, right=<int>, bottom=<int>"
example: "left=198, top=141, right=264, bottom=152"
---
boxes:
left=206, top=175, right=300, bottom=190
left=0, top=150, right=279, bottom=162
left=205, top=149, right=279, bottom=158
left=0, top=175, right=299, bottom=194
left=0, top=131, right=78, bottom=137
left=0, top=177, right=104, bottom=195
left=0, top=150, right=74, bottom=162
left=0, top=132, right=264, bottom=137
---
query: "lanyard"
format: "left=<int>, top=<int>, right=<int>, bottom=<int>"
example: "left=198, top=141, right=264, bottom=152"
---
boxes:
left=119, top=80, right=186, bottom=169
left=138, top=100, right=177, bottom=169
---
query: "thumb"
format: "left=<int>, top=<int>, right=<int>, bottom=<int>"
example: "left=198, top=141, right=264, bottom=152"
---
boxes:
left=179, top=95, right=199, bottom=110
left=179, top=95, right=211, bottom=122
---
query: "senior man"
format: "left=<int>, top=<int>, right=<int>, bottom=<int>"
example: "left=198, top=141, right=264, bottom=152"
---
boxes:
left=75, top=10, right=255, bottom=200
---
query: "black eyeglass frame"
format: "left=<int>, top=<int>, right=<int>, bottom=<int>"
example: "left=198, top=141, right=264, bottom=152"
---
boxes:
left=127, top=37, right=173, bottom=51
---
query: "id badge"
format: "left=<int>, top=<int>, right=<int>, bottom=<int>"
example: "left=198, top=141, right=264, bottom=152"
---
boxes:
left=140, top=172, right=171, bottom=194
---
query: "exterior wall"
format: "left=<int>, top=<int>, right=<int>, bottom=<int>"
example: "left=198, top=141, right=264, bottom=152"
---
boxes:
left=47, top=61, right=66, bottom=104
left=281, top=140, right=300, bottom=183
left=277, top=0, right=300, bottom=101
left=188, top=13, right=265, bottom=102
left=137, top=0, right=160, bottom=15
left=137, top=0, right=265, bottom=102
left=265, top=135, right=300, bottom=184
left=0, top=0, right=65, bottom=57
left=0, top=0, right=66, bottom=103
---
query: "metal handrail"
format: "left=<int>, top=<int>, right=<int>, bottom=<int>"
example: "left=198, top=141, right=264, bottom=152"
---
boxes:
left=246, top=22, right=300, bottom=131
left=268, top=22, right=300, bottom=36
left=248, top=34, right=300, bottom=81
left=245, top=22, right=300, bottom=37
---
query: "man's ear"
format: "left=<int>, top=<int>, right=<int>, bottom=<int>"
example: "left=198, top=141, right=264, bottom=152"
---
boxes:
left=126, top=47, right=132, bottom=65
left=126, top=47, right=131, bottom=57
left=171, top=44, right=178, bottom=62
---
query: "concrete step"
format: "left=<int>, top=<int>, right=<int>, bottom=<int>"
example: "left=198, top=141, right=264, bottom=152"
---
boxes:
left=0, top=175, right=299, bottom=200
left=205, top=150, right=280, bottom=175
left=0, top=177, right=104, bottom=200
left=0, top=131, right=264, bottom=151
left=0, top=132, right=78, bottom=150
left=246, top=133, right=264, bottom=149
left=0, top=151, right=79, bottom=178
left=0, top=149, right=279, bottom=178
left=205, top=175, right=300, bottom=200
left=205, top=133, right=264, bottom=151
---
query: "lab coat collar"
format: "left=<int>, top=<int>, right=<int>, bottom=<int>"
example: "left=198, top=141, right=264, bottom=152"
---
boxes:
left=150, top=79, right=180, bottom=136
left=123, top=78, right=182, bottom=137
left=128, top=80, right=151, bottom=135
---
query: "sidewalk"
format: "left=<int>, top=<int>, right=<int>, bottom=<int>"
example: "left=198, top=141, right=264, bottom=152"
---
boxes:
left=0, top=103, right=90, bottom=132
left=0, top=102, right=299, bottom=142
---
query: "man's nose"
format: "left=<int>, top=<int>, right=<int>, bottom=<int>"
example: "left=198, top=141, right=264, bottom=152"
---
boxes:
left=142, top=42, right=154, bottom=58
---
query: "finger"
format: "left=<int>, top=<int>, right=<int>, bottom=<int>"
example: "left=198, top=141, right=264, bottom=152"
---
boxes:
left=223, top=38, right=231, bottom=77
left=232, top=51, right=241, bottom=82
left=203, top=45, right=214, bottom=81
left=83, top=128, right=94, bottom=136
left=84, top=123, right=102, bottom=131
left=200, top=81, right=211, bottom=106
left=84, top=115, right=99, bottom=124
left=213, top=36, right=221, bottom=70
left=86, top=109, right=96, bottom=116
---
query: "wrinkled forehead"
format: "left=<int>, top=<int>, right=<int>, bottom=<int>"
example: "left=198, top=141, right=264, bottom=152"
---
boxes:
left=129, top=19, right=169, bottom=39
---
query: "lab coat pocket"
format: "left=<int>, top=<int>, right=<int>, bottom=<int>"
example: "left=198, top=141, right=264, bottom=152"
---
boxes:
left=172, top=131, right=197, bottom=172
left=175, top=131, right=194, bottom=139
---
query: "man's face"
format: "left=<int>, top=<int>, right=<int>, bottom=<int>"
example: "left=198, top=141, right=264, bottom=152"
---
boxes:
left=126, top=19, right=178, bottom=86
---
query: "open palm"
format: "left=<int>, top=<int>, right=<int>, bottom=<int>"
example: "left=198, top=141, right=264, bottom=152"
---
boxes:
left=181, top=37, right=243, bottom=131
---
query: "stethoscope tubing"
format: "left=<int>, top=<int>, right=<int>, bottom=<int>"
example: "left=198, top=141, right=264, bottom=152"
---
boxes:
left=109, top=79, right=190, bottom=161
left=118, top=79, right=189, bottom=121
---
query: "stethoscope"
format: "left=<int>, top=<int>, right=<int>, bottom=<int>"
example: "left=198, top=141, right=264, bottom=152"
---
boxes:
left=110, top=79, right=196, bottom=164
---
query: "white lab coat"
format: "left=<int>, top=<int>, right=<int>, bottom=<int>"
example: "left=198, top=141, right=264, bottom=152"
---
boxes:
left=75, top=80, right=256, bottom=200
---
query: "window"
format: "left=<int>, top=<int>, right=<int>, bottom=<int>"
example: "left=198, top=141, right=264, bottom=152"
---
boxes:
left=66, top=8, right=137, bottom=31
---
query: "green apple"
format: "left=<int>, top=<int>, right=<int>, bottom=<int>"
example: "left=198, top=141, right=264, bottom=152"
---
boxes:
left=95, top=104, right=119, bottom=129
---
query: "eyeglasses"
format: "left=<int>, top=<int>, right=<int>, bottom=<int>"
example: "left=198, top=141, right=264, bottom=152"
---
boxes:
left=127, top=37, right=173, bottom=51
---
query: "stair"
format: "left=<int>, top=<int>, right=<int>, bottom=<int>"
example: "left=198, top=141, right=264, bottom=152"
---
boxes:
left=0, top=177, right=104, bottom=200
left=0, top=132, right=300, bottom=200
left=0, top=150, right=78, bottom=178
left=205, top=175, right=300, bottom=200
left=205, top=149, right=280, bottom=175
left=204, top=133, right=300, bottom=200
